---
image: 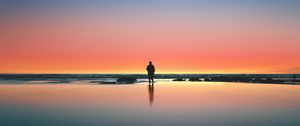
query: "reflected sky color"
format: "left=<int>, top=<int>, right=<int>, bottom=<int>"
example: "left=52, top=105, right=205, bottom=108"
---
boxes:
left=0, top=81, right=300, bottom=125
left=0, top=0, right=300, bottom=73
left=1, top=82, right=300, bottom=109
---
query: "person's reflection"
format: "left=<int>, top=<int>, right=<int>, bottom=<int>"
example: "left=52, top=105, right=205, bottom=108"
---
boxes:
left=148, top=84, right=154, bottom=107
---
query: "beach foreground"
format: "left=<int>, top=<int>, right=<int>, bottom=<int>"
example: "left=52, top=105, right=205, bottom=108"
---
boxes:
left=0, top=80, right=300, bottom=126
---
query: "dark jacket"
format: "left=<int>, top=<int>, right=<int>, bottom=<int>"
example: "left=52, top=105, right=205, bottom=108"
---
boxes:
left=146, top=65, right=155, bottom=75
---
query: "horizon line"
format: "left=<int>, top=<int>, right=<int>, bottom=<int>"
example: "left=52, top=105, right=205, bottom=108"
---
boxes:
left=0, top=73, right=298, bottom=75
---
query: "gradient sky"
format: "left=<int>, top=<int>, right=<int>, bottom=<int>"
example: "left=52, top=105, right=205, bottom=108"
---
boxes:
left=1, top=0, right=300, bottom=74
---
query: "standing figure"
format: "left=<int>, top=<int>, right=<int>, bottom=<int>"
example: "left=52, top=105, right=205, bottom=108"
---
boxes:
left=146, top=61, right=155, bottom=85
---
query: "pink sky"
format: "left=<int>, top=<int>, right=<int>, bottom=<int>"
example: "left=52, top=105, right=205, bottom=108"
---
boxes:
left=1, top=1, right=300, bottom=73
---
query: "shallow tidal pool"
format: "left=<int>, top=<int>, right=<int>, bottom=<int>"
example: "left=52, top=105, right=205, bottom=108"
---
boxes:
left=0, top=81, right=300, bottom=126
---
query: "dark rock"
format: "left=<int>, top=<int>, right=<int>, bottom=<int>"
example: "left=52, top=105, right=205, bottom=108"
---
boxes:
left=208, top=76, right=253, bottom=82
left=204, top=78, right=211, bottom=81
left=173, top=78, right=185, bottom=81
left=206, top=76, right=289, bottom=84
left=189, top=77, right=201, bottom=81
left=100, top=82, right=117, bottom=84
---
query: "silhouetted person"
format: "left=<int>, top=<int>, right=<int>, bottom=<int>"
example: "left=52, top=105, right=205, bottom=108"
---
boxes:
left=293, top=74, right=297, bottom=81
left=148, top=84, right=154, bottom=107
left=146, top=61, right=155, bottom=85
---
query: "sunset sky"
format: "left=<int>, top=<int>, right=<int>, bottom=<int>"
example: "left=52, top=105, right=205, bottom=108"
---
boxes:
left=1, top=0, right=300, bottom=74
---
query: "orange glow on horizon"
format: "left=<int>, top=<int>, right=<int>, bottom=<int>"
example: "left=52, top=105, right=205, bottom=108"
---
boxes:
left=1, top=1, right=300, bottom=74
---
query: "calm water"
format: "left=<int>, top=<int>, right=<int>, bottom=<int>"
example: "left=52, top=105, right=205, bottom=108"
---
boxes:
left=0, top=80, right=300, bottom=126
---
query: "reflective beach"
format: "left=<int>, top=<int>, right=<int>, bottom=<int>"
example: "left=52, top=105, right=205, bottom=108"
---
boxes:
left=0, top=80, right=300, bottom=126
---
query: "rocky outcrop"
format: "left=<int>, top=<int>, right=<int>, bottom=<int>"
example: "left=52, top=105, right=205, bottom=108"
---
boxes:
left=189, top=77, right=201, bottom=81
left=173, top=78, right=185, bottom=81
